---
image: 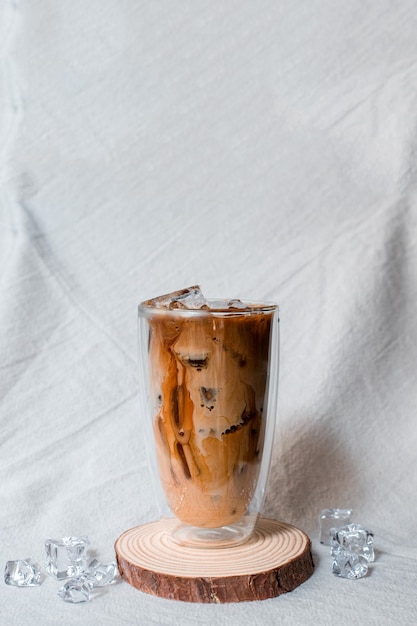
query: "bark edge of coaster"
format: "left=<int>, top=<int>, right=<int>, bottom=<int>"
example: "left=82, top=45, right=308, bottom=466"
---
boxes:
left=114, top=517, right=314, bottom=603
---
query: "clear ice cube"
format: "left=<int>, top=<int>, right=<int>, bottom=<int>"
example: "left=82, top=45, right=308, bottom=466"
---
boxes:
left=172, top=286, right=208, bottom=309
left=4, top=559, right=41, bottom=587
left=319, top=508, right=353, bottom=544
left=144, top=285, right=208, bottom=310
left=45, top=536, right=90, bottom=579
left=330, top=524, right=374, bottom=562
left=207, top=298, right=246, bottom=310
left=80, top=559, right=117, bottom=588
left=332, top=550, right=369, bottom=579
left=57, top=579, right=90, bottom=603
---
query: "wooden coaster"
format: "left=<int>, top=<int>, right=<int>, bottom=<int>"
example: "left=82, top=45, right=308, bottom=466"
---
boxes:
left=115, top=518, right=314, bottom=603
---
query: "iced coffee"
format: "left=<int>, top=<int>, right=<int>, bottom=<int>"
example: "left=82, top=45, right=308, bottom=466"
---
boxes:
left=139, top=286, right=277, bottom=530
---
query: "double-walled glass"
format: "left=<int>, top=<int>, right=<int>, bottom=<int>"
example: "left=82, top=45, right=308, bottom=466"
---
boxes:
left=138, top=300, right=279, bottom=548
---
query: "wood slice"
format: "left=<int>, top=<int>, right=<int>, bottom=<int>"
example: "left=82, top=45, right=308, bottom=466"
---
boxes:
left=115, top=518, right=314, bottom=603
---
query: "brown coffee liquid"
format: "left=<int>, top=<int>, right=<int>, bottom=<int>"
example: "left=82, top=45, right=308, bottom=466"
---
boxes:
left=148, top=310, right=272, bottom=528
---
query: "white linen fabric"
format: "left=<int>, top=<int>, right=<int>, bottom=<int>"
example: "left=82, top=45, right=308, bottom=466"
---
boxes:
left=1, top=1, right=417, bottom=623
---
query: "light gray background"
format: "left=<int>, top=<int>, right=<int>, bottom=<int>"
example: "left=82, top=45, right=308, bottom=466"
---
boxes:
left=1, top=1, right=416, bottom=624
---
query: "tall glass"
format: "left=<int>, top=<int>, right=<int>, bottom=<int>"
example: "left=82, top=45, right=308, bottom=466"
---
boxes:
left=137, top=298, right=279, bottom=548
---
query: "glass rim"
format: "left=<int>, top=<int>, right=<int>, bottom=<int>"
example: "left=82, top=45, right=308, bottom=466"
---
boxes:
left=138, top=300, right=278, bottom=317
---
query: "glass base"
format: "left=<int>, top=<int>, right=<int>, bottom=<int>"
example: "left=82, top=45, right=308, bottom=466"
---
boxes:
left=170, top=515, right=257, bottom=549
